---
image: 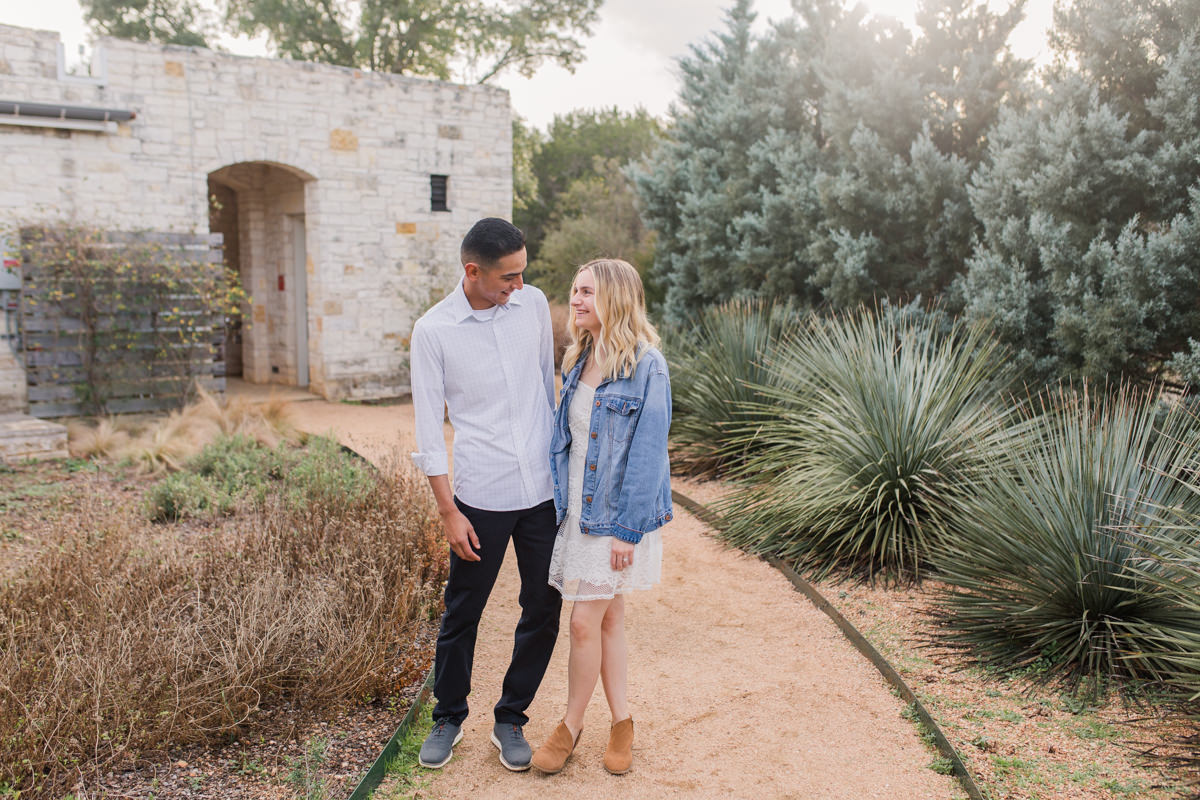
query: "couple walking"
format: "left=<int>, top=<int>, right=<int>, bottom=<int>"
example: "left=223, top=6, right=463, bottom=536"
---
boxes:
left=409, top=218, right=673, bottom=776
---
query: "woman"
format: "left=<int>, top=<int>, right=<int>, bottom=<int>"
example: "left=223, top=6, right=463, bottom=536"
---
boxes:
left=531, top=258, right=673, bottom=776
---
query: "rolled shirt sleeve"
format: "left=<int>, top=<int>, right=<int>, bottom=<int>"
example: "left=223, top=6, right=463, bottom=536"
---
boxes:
left=409, top=320, right=449, bottom=476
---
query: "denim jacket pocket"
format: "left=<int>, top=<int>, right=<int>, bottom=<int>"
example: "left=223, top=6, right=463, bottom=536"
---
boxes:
left=604, top=394, right=641, bottom=443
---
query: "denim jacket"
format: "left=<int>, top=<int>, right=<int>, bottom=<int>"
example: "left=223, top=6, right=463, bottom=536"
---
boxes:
left=550, top=344, right=673, bottom=544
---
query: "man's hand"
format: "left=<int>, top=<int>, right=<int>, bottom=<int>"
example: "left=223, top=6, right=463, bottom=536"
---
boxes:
left=610, top=538, right=635, bottom=571
left=442, top=507, right=482, bottom=561
left=425, top=475, right=481, bottom=562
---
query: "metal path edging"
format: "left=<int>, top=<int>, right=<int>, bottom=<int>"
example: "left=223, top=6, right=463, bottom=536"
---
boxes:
left=345, top=666, right=435, bottom=800
left=332, top=441, right=436, bottom=800
left=671, top=490, right=984, bottom=800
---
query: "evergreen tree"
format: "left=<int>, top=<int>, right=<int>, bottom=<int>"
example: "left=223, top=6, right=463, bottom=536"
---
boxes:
left=634, top=0, right=828, bottom=321
left=1049, top=0, right=1200, bottom=129
left=962, top=15, right=1200, bottom=385
left=635, top=0, right=1023, bottom=321
left=913, top=0, right=1030, bottom=161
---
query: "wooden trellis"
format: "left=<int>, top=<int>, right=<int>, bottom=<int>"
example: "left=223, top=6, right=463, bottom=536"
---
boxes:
left=19, top=228, right=228, bottom=418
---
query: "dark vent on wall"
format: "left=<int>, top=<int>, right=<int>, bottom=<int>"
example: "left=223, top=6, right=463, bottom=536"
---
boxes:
left=430, top=175, right=449, bottom=212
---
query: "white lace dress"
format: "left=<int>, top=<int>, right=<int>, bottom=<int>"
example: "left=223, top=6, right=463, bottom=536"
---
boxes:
left=548, top=381, right=663, bottom=601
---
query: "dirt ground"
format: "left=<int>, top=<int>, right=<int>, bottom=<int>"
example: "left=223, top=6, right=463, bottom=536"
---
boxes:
left=278, top=388, right=960, bottom=800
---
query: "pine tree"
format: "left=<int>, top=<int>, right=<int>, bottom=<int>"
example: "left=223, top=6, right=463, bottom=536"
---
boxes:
left=635, top=0, right=1023, bottom=320
left=962, top=13, right=1200, bottom=385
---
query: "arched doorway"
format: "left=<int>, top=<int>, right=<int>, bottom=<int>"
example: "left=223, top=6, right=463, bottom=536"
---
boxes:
left=207, top=162, right=313, bottom=387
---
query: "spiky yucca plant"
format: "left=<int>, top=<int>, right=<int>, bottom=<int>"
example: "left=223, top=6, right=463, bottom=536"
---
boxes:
left=664, top=299, right=800, bottom=476
left=1121, top=511, right=1200, bottom=699
left=718, top=308, right=1017, bottom=583
left=934, top=385, right=1200, bottom=690
left=1123, top=518, right=1200, bottom=790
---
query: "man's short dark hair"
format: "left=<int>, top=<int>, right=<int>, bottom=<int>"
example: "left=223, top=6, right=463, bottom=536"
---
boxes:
left=461, top=218, right=525, bottom=268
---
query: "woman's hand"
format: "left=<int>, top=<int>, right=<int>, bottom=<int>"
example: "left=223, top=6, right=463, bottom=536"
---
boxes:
left=611, top=539, right=635, bottom=571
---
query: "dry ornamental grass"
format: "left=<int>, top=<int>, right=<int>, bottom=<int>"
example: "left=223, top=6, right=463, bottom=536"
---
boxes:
left=0, top=451, right=447, bottom=798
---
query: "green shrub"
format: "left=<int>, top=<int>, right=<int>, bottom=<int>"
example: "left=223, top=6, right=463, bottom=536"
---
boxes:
left=933, top=384, right=1200, bottom=691
left=189, top=433, right=282, bottom=496
left=144, top=434, right=370, bottom=522
left=717, top=307, right=1018, bottom=583
left=144, top=471, right=220, bottom=522
left=282, top=436, right=372, bottom=514
left=664, top=298, right=801, bottom=476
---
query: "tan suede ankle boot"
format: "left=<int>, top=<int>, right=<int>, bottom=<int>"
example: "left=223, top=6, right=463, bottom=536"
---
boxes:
left=603, top=717, right=633, bottom=774
left=531, top=721, right=580, bottom=774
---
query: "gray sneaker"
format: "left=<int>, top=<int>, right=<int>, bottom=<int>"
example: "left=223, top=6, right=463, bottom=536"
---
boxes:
left=490, top=722, right=532, bottom=771
left=419, top=719, right=463, bottom=769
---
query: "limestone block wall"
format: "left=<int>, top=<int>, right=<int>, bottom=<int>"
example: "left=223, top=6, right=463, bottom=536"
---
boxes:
left=0, top=351, right=26, bottom=414
left=0, top=24, right=513, bottom=403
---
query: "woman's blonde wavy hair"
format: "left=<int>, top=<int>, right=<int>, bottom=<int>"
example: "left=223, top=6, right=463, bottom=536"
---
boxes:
left=561, top=258, right=660, bottom=381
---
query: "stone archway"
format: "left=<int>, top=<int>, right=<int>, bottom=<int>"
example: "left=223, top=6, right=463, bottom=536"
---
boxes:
left=207, top=162, right=314, bottom=388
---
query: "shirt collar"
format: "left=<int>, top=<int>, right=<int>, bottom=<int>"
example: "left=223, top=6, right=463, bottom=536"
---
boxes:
left=451, top=279, right=524, bottom=323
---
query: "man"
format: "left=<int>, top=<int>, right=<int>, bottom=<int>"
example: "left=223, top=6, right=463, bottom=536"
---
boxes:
left=409, top=217, right=561, bottom=772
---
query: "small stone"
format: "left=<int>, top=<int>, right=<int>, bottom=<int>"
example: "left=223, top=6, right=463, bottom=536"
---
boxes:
left=175, top=760, right=188, bottom=768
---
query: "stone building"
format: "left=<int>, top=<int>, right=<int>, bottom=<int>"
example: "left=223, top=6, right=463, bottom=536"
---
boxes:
left=0, top=23, right=513, bottom=413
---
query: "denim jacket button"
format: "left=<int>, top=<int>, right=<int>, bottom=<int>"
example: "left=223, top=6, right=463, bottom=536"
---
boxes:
left=595, top=400, right=600, bottom=407
left=590, top=432, right=597, bottom=439
left=589, top=463, right=596, bottom=471
left=586, top=496, right=592, bottom=502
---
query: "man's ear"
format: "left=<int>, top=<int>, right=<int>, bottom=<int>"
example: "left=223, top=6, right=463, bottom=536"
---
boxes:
left=463, top=261, right=481, bottom=281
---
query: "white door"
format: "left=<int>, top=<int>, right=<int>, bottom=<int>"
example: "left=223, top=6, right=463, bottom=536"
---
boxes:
left=291, top=217, right=309, bottom=388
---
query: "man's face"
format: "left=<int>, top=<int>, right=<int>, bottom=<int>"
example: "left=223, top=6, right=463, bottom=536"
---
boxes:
left=466, top=248, right=527, bottom=308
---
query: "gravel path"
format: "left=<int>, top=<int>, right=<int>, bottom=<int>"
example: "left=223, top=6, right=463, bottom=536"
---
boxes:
left=277, top=389, right=959, bottom=800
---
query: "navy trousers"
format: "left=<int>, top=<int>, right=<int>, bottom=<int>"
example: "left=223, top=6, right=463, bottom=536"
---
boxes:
left=431, top=497, right=561, bottom=727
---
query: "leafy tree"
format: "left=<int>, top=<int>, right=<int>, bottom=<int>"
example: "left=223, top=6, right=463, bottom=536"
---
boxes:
left=526, top=157, right=657, bottom=304
left=512, top=116, right=543, bottom=218
left=83, top=0, right=602, bottom=83
left=80, top=0, right=216, bottom=47
left=516, top=106, right=661, bottom=261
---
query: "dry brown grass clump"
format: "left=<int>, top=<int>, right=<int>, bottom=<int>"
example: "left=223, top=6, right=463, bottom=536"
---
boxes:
left=65, top=385, right=300, bottom=474
left=187, top=383, right=298, bottom=448
left=0, top=461, right=446, bottom=798
left=65, top=416, right=133, bottom=459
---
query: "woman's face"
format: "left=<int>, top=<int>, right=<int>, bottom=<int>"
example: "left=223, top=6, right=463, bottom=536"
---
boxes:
left=570, top=268, right=601, bottom=336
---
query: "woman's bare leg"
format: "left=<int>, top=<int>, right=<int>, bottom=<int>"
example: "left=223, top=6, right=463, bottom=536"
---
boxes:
left=564, top=598, right=612, bottom=736
left=599, top=594, right=629, bottom=722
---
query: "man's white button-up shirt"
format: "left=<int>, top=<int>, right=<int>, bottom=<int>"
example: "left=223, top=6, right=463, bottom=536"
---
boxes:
left=409, top=280, right=556, bottom=511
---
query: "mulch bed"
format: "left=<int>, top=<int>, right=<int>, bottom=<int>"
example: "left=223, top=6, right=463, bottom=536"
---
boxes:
left=84, top=637, right=433, bottom=800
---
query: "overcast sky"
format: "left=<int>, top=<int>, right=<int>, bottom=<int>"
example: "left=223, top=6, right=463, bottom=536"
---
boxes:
left=2, top=0, right=1055, bottom=129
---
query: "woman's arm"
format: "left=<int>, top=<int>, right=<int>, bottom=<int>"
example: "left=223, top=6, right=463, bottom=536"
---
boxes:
left=611, top=357, right=672, bottom=544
